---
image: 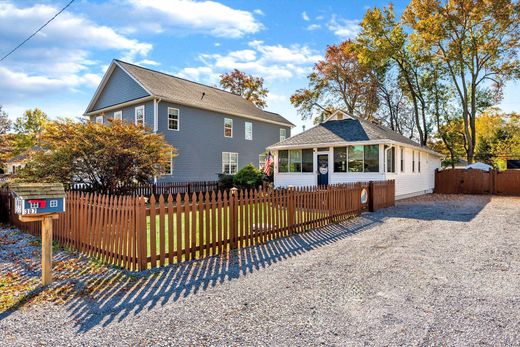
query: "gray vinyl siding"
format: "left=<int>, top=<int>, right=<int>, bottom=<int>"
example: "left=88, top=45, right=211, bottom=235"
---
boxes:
left=157, top=101, right=291, bottom=182
left=92, top=66, right=149, bottom=111
left=90, top=102, right=154, bottom=128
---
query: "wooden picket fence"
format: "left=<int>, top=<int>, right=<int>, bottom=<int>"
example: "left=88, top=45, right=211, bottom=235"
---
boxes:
left=435, top=169, right=520, bottom=195
left=0, top=180, right=395, bottom=271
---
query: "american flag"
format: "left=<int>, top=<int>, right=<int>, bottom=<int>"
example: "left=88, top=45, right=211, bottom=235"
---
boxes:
left=263, top=151, right=274, bottom=175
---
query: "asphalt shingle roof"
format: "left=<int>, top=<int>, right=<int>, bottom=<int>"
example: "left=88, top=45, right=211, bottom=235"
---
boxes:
left=269, top=117, right=441, bottom=156
left=115, top=60, right=294, bottom=127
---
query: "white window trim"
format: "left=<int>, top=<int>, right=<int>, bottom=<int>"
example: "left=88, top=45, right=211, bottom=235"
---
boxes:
left=418, top=152, right=421, bottom=173
left=168, top=107, right=180, bottom=131
left=224, top=118, right=233, bottom=138
left=412, top=151, right=416, bottom=173
left=245, top=121, right=253, bottom=140
left=280, top=128, right=287, bottom=141
left=30, top=202, right=39, bottom=209
left=222, top=152, right=238, bottom=174
left=50, top=200, right=58, bottom=208
left=135, top=105, right=145, bottom=126
left=95, top=115, right=103, bottom=124
left=113, top=110, right=122, bottom=121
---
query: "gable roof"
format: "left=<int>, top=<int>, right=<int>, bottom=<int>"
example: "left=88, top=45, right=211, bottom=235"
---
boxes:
left=268, top=117, right=442, bottom=157
left=86, top=60, right=294, bottom=127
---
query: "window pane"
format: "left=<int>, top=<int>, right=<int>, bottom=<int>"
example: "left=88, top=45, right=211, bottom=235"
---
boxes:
left=224, top=118, right=233, bottom=137
left=114, top=111, right=122, bottom=121
left=280, top=128, right=286, bottom=141
left=230, top=153, right=238, bottom=164
left=289, top=149, right=302, bottom=172
left=278, top=150, right=288, bottom=172
left=245, top=122, right=252, bottom=140
left=385, top=146, right=395, bottom=173
left=348, top=146, right=364, bottom=172
left=364, top=145, right=379, bottom=172
left=302, top=149, right=313, bottom=172
left=96, top=116, right=103, bottom=124
left=334, top=147, right=347, bottom=172
left=418, top=152, right=421, bottom=172
left=168, top=108, right=179, bottom=130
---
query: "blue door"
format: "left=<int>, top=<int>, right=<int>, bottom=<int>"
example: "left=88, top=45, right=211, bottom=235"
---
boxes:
left=317, top=154, right=329, bottom=186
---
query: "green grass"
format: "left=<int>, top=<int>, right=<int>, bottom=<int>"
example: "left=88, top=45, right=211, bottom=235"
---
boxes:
left=144, top=202, right=330, bottom=265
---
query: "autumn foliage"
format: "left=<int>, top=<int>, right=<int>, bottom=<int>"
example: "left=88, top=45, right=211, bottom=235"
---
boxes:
left=219, top=69, right=269, bottom=109
left=16, top=120, right=174, bottom=195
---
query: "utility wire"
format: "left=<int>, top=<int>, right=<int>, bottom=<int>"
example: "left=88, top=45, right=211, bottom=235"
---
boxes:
left=0, top=0, right=75, bottom=62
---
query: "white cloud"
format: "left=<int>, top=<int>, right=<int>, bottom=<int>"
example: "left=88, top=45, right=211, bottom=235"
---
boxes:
left=306, top=24, right=321, bottom=31
left=129, top=0, right=263, bottom=38
left=0, top=2, right=152, bottom=100
left=302, top=11, right=310, bottom=21
left=327, top=16, right=361, bottom=39
left=178, top=41, right=321, bottom=85
left=253, top=9, right=264, bottom=16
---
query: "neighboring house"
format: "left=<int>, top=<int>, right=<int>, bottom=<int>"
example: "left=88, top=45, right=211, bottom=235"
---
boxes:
left=267, top=111, right=443, bottom=200
left=84, top=59, right=294, bottom=182
left=3, top=153, right=29, bottom=175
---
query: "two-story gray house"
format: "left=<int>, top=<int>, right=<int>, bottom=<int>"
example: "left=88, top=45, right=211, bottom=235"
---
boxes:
left=84, top=60, right=294, bottom=182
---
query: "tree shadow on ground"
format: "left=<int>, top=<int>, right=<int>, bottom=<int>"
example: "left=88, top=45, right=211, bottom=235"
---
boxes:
left=47, top=214, right=380, bottom=333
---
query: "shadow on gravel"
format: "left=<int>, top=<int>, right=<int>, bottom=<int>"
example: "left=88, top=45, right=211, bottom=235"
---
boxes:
left=388, top=194, right=492, bottom=222
left=55, top=214, right=381, bottom=333
left=0, top=194, right=490, bottom=332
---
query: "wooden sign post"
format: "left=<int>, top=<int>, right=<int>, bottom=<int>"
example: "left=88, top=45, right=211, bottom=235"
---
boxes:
left=9, top=183, right=66, bottom=286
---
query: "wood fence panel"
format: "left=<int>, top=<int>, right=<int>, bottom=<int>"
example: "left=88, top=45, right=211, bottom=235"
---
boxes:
left=435, top=169, right=520, bottom=196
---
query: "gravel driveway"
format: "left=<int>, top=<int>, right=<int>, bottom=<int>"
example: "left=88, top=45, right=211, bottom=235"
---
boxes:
left=1, top=194, right=519, bottom=346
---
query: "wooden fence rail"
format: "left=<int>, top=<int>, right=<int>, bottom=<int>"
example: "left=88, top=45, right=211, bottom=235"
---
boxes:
left=0, top=180, right=395, bottom=271
left=435, top=169, right=520, bottom=195
left=67, top=180, right=220, bottom=197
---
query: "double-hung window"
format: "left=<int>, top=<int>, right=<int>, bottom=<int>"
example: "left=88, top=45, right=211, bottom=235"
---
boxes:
left=412, top=151, right=416, bottom=173
left=95, top=115, right=103, bottom=124
left=168, top=108, right=180, bottom=131
left=245, top=122, right=253, bottom=140
left=135, top=105, right=145, bottom=126
left=385, top=146, right=395, bottom=173
left=113, top=111, right=122, bottom=121
left=222, top=152, right=238, bottom=174
left=280, top=128, right=287, bottom=141
left=418, top=152, right=421, bottom=173
left=224, top=118, right=233, bottom=138
left=50, top=200, right=58, bottom=208
left=259, top=154, right=266, bottom=169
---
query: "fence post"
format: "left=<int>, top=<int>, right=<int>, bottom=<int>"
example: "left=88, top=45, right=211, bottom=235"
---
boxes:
left=136, top=196, right=148, bottom=271
left=368, top=181, right=375, bottom=212
left=288, top=186, right=296, bottom=234
left=434, top=168, right=439, bottom=194
left=230, top=187, right=238, bottom=249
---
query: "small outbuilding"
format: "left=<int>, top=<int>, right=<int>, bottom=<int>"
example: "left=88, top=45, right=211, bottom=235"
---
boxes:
left=267, top=111, right=443, bottom=200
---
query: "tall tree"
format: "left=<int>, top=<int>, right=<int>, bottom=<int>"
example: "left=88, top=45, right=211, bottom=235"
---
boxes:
left=219, top=69, right=269, bottom=109
left=12, top=108, right=49, bottom=152
left=403, top=0, right=520, bottom=162
left=0, top=106, right=12, bottom=172
left=290, top=40, right=379, bottom=123
left=358, top=5, right=432, bottom=145
left=17, top=120, right=174, bottom=195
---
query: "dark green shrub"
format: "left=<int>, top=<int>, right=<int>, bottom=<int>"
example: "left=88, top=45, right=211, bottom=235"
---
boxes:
left=233, top=163, right=263, bottom=189
left=217, top=173, right=234, bottom=190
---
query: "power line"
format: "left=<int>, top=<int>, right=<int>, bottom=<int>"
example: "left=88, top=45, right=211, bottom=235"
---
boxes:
left=0, top=0, right=75, bottom=63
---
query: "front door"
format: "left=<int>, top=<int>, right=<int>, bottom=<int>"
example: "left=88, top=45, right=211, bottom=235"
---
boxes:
left=317, top=154, right=329, bottom=186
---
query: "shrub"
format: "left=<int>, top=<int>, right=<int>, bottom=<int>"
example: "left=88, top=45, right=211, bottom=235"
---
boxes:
left=217, top=173, right=234, bottom=190
left=233, top=163, right=263, bottom=189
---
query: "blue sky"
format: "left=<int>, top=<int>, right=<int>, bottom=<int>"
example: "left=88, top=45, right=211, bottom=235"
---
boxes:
left=1, top=0, right=518, bottom=134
